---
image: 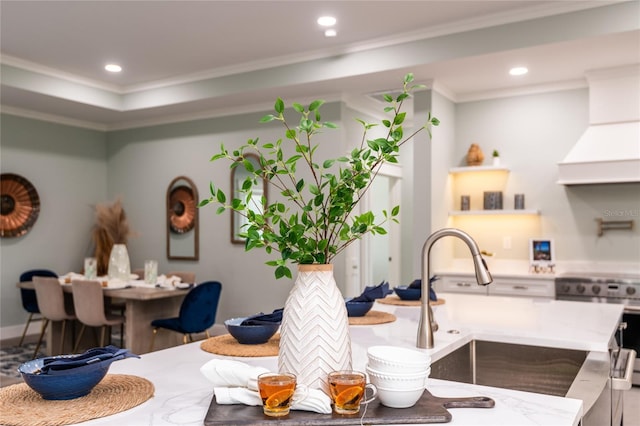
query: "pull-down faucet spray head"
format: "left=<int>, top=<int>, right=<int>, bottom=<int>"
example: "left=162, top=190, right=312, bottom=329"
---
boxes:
left=417, top=228, right=492, bottom=349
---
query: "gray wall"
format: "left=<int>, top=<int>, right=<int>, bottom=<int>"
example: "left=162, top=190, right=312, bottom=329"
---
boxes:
left=1, top=114, right=107, bottom=333
left=444, top=88, right=640, bottom=265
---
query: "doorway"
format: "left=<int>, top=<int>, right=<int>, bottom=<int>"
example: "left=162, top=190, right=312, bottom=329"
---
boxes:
left=361, top=165, right=402, bottom=292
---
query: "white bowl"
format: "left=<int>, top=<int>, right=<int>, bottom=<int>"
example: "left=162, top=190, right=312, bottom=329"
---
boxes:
left=367, top=345, right=431, bottom=374
left=376, top=385, right=425, bottom=408
left=366, top=364, right=430, bottom=389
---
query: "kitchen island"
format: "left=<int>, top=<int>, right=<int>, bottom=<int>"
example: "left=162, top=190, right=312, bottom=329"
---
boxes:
left=69, top=293, right=624, bottom=426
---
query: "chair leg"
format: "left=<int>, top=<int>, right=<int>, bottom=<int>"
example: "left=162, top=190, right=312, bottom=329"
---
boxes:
left=59, top=320, right=67, bottom=356
left=19, top=313, right=36, bottom=346
left=32, top=319, right=49, bottom=359
left=99, top=326, right=107, bottom=347
left=149, top=328, right=158, bottom=353
left=73, top=324, right=86, bottom=353
left=183, top=334, right=189, bottom=344
left=205, top=330, right=211, bottom=339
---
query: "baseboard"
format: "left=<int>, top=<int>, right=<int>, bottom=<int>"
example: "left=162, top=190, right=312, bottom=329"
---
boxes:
left=0, top=321, right=43, bottom=342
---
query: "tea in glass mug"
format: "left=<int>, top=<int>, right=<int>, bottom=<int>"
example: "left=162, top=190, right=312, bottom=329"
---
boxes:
left=257, top=372, right=296, bottom=417
left=328, top=370, right=377, bottom=415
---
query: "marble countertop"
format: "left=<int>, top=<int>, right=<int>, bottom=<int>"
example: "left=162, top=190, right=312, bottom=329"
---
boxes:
left=75, top=293, right=624, bottom=426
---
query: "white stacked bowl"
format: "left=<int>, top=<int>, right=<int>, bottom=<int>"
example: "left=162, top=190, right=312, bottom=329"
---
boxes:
left=366, top=345, right=431, bottom=408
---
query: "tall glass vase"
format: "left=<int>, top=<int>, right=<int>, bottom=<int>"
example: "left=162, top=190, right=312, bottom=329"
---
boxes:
left=107, top=243, right=131, bottom=282
left=278, top=264, right=352, bottom=394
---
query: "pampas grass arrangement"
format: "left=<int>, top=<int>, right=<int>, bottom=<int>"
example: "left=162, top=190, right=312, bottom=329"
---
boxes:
left=92, top=198, right=133, bottom=276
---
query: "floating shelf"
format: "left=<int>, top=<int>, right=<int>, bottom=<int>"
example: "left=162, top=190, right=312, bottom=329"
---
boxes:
left=449, top=209, right=540, bottom=216
left=449, top=165, right=510, bottom=174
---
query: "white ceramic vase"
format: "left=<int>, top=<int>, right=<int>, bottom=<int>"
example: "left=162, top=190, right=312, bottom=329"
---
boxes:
left=278, top=264, right=352, bottom=394
left=107, top=243, right=131, bottom=281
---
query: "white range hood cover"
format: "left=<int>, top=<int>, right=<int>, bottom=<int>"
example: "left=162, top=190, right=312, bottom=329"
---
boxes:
left=557, top=121, right=640, bottom=185
left=557, top=65, right=640, bottom=185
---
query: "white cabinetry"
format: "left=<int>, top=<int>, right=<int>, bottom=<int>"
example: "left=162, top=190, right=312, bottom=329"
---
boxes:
left=435, top=273, right=554, bottom=299
left=436, top=274, right=489, bottom=295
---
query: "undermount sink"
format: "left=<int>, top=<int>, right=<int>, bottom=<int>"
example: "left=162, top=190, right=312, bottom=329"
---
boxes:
left=430, top=340, right=588, bottom=397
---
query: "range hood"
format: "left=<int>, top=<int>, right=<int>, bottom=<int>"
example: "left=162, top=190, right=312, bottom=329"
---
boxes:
left=557, top=65, right=640, bottom=185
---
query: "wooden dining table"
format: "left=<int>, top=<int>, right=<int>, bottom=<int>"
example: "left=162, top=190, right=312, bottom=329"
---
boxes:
left=17, top=280, right=189, bottom=355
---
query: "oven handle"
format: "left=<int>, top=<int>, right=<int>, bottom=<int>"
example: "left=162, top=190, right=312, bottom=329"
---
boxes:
left=623, top=304, right=640, bottom=313
left=611, top=348, right=637, bottom=391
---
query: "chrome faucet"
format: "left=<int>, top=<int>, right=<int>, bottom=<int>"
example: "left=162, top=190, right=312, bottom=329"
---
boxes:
left=417, top=228, right=493, bottom=349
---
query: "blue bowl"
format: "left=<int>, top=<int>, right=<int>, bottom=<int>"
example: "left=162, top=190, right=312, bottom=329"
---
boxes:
left=18, top=356, right=111, bottom=400
left=225, top=317, right=279, bottom=345
left=345, top=299, right=374, bottom=317
left=394, top=286, right=422, bottom=300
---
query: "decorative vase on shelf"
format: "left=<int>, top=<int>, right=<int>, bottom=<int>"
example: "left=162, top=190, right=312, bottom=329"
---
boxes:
left=107, top=243, right=131, bottom=281
left=278, top=264, right=352, bottom=394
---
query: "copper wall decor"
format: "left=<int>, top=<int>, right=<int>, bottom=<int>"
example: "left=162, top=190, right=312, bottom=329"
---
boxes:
left=166, top=176, right=199, bottom=260
left=1, top=173, right=40, bottom=238
left=169, top=185, right=196, bottom=234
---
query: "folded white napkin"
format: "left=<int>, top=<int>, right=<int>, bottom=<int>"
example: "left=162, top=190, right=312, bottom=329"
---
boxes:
left=200, top=359, right=332, bottom=414
left=156, top=274, right=182, bottom=288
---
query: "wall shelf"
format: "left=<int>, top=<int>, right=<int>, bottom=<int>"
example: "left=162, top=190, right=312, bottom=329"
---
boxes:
left=449, top=165, right=510, bottom=174
left=449, top=209, right=540, bottom=216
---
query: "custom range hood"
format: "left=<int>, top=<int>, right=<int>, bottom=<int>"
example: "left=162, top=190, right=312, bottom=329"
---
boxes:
left=558, top=65, right=640, bottom=185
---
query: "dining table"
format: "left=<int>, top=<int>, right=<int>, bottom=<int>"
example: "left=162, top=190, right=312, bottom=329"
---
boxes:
left=16, top=276, right=192, bottom=355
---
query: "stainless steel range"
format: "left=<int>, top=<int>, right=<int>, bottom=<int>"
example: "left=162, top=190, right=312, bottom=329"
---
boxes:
left=556, top=273, right=639, bottom=426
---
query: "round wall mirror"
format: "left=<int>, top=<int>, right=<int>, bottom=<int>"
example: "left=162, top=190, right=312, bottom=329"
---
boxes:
left=167, top=176, right=199, bottom=260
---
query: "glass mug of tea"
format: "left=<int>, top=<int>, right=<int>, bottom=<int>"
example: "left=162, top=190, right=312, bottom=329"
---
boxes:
left=328, top=370, right=378, bottom=415
left=257, top=372, right=297, bottom=417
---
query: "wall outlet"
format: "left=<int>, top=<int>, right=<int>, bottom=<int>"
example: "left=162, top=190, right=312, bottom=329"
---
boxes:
left=503, top=236, right=512, bottom=250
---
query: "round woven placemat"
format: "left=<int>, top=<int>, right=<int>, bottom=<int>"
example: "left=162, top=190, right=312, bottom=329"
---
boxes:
left=348, top=310, right=396, bottom=325
left=201, top=333, right=280, bottom=357
left=0, top=374, right=154, bottom=426
left=377, top=295, right=446, bottom=307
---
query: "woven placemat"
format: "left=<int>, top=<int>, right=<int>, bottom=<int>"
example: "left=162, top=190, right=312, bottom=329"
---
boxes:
left=0, top=374, right=154, bottom=426
left=377, top=295, right=446, bottom=307
left=348, top=310, right=396, bottom=325
left=201, top=333, right=280, bottom=357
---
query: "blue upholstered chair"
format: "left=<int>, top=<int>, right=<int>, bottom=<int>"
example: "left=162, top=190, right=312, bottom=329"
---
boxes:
left=18, top=269, right=58, bottom=347
left=149, top=281, right=222, bottom=352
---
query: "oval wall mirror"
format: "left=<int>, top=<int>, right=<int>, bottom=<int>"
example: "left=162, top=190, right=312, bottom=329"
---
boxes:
left=167, top=176, right=199, bottom=260
left=231, top=154, right=268, bottom=244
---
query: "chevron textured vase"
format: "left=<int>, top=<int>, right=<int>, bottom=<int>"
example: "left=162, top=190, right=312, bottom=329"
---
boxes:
left=278, top=264, right=352, bottom=394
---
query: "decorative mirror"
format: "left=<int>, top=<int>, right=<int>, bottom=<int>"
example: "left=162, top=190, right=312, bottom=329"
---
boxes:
left=231, top=154, right=268, bottom=244
left=167, top=176, right=199, bottom=260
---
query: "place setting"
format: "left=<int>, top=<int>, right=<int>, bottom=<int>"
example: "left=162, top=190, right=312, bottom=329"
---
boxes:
left=377, top=276, right=445, bottom=307
left=345, top=281, right=397, bottom=325
left=0, top=345, right=152, bottom=426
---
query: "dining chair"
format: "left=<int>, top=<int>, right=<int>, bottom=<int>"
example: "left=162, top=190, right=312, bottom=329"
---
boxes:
left=71, top=280, right=125, bottom=352
left=166, top=271, right=196, bottom=284
left=32, top=276, right=76, bottom=358
left=149, top=281, right=222, bottom=352
left=18, top=269, right=58, bottom=347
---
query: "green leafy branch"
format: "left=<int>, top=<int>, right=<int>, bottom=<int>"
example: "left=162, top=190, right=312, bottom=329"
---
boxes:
left=199, top=73, right=439, bottom=279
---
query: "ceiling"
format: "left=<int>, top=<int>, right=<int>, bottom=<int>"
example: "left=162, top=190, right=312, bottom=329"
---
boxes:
left=1, top=0, right=639, bottom=130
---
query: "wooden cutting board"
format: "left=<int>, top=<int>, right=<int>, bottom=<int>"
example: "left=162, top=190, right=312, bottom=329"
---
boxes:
left=203, top=389, right=494, bottom=425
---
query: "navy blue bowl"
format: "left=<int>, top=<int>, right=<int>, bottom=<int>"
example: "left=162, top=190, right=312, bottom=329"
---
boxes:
left=345, top=299, right=374, bottom=317
left=394, top=286, right=422, bottom=300
left=18, top=356, right=110, bottom=400
left=225, top=317, right=279, bottom=344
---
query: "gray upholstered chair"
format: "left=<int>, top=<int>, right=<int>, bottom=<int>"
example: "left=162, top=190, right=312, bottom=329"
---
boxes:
left=32, top=276, right=76, bottom=358
left=166, top=271, right=196, bottom=284
left=71, top=280, right=125, bottom=351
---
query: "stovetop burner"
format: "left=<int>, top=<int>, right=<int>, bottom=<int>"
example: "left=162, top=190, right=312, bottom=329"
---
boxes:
left=555, top=272, right=640, bottom=304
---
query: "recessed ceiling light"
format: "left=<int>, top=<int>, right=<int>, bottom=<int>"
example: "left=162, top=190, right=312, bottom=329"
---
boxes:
left=105, top=64, right=122, bottom=73
left=324, top=29, right=337, bottom=37
left=509, top=67, right=528, bottom=76
left=317, top=16, right=336, bottom=27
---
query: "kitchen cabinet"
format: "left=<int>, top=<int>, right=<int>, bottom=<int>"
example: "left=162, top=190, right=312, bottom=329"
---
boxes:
left=436, top=273, right=554, bottom=299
